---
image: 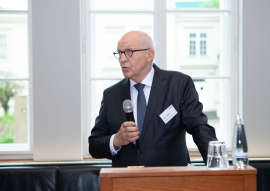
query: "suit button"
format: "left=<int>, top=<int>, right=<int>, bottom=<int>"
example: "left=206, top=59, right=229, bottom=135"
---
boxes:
left=137, top=150, right=140, bottom=154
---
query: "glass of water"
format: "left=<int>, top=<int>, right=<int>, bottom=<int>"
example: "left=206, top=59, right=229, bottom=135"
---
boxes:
left=207, top=141, right=229, bottom=170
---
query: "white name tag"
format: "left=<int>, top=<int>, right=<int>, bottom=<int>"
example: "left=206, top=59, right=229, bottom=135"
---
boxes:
left=159, top=105, right=178, bottom=124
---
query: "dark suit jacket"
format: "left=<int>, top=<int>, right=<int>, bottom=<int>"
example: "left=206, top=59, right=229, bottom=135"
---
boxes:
left=88, top=64, right=217, bottom=167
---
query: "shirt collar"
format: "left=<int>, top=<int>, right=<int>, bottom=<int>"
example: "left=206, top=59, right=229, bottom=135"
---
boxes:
left=130, top=66, right=155, bottom=88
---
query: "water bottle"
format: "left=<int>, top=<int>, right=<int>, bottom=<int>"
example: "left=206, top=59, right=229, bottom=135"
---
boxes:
left=232, top=114, right=249, bottom=168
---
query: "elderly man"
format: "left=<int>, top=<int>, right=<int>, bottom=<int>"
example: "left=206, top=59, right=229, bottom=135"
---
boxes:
left=88, top=31, right=217, bottom=167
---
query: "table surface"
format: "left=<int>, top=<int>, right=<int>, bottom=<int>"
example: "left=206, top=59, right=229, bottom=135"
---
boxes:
left=100, top=165, right=257, bottom=178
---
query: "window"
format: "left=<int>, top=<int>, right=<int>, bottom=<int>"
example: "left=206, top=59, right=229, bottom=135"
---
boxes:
left=189, top=33, right=208, bottom=57
left=200, top=33, right=207, bottom=56
left=83, top=0, right=239, bottom=157
left=189, top=33, right=196, bottom=56
left=0, top=0, right=31, bottom=154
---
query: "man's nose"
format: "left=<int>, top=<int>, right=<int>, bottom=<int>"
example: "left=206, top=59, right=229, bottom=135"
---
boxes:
left=119, top=52, right=127, bottom=62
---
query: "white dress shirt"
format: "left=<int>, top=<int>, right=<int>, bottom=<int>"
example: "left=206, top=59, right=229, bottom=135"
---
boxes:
left=109, top=66, right=155, bottom=155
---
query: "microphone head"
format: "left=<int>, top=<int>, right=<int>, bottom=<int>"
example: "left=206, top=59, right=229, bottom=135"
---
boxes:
left=123, top=99, right=133, bottom=113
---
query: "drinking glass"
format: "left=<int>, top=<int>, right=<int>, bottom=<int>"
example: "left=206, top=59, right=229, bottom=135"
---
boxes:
left=207, top=141, right=229, bottom=169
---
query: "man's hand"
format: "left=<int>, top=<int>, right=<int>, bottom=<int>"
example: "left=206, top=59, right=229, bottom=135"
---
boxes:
left=113, top=122, right=139, bottom=149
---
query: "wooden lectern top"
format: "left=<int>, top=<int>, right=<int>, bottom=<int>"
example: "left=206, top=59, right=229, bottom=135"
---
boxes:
left=100, top=166, right=257, bottom=191
left=100, top=165, right=257, bottom=178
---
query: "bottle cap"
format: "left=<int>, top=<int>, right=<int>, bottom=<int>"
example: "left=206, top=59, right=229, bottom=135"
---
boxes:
left=235, top=114, right=244, bottom=125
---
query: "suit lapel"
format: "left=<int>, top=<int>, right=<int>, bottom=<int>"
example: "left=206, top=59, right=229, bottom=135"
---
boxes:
left=140, top=64, right=166, bottom=142
left=120, top=78, right=131, bottom=104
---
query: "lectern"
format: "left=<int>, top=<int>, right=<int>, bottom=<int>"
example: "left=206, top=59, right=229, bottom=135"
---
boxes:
left=100, top=165, right=257, bottom=191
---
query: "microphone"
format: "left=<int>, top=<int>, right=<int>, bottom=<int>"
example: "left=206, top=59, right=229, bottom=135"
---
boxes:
left=123, top=99, right=138, bottom=148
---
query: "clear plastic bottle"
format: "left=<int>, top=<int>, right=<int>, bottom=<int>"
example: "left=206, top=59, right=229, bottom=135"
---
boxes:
left=232, top=114, right=249, bottom=168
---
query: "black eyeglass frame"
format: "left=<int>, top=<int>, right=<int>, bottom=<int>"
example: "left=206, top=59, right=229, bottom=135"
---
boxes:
left=113, top=48, right=150, bottom=59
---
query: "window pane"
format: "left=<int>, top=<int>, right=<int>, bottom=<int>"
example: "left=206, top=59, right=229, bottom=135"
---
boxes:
left=166, top=0, right=230, bottom=10
left=167, top=13, right=230, bottom=77
left=90, top=0, right=153, bottom=10
left=0, top=14, right=29, bottom=79
left=0, top=0, right=28, bottom=10
left=0, top=80, right=29, bottom=145
left=90, top=14, right=153, bottom=78
left=0, top=34, right=7, bottom=58
left=186, top=78, right=230, bottom=148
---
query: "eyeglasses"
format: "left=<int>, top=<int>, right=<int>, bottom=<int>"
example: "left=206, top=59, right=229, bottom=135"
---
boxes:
left=113, top=48, right=150, bottom=59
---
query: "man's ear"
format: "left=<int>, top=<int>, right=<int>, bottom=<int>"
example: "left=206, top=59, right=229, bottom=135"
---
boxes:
left=147, top=49, right=155, bottom=62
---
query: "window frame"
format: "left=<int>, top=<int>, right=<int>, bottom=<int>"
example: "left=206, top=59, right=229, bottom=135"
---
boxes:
left=83, top=0, right=240, bottom=158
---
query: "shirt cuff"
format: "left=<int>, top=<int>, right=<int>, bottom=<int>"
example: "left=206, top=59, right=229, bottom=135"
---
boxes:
left=110, top=134, right=121, bottom=156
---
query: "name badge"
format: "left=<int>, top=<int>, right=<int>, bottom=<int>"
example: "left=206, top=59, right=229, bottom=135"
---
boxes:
left=159, top=105, right=178, bottom=124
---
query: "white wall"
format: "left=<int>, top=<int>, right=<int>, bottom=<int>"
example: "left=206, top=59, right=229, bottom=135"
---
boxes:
left=32, top=0, right=82, bottom=161
left=242, top=0, right=270, bottom=157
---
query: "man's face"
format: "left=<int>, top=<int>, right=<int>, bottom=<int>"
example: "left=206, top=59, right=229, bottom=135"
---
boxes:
left=117, top=33, right=151, bottom=83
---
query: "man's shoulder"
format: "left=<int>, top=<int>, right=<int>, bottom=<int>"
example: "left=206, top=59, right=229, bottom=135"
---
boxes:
left=153, top=64, right=190, bottom=80
left=164, top=69, right=188, bottom=77
left=159, top=67, right=191, bottom=82
left=104, top=78, right=128, bottom=93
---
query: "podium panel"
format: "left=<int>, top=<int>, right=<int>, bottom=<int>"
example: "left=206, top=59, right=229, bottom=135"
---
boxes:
left=100, top=166, right=257, bottom=191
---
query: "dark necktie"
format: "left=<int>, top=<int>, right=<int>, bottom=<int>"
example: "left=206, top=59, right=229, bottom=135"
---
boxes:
left=134, top=83, right=146, bottom=134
